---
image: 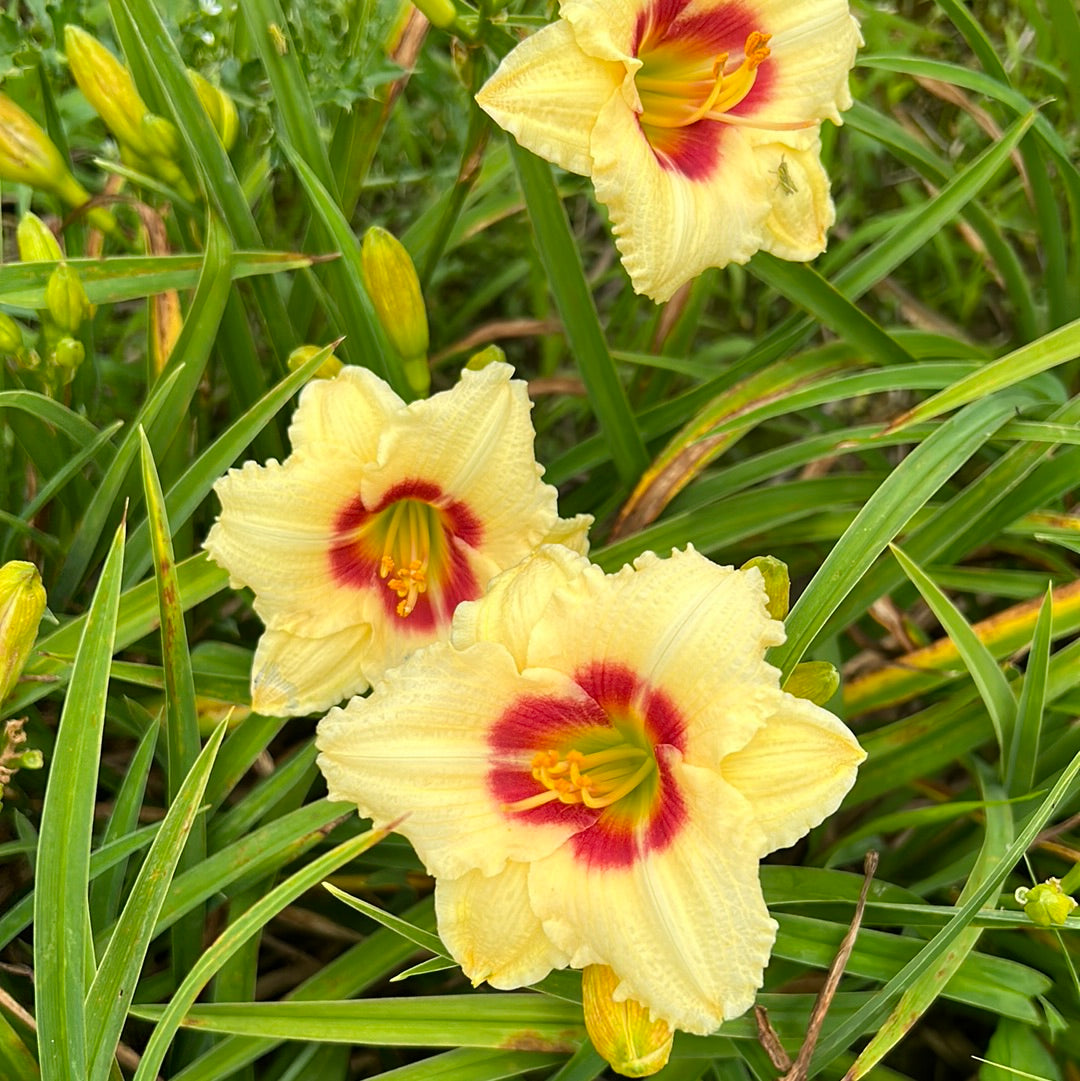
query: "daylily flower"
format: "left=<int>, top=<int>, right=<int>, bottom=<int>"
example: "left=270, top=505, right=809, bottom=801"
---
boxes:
left=317, top=545, right=865, bottom=1041
left=476, top=0, right=861, bottom=302
left=204, top=362, right=590, bottom=717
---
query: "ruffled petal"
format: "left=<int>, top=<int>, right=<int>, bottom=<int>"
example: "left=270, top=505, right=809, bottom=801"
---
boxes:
left=528, top=757, right=775, bottom=1033
left=589, top=89, right=771, bottom=302
left=287, top=365, right=404, bottom=461
left=525, top=548, right=785, bottom=761
left=560, top=0, right=641, bottom=64
left=205, top=456, right=363, bottom=634
left=436, top=862, right=570, bottom=988
left=315, top=641, right=590, bottom=879
left=721, top=688, right=865, bottom=855
left=362, top=363, right=566, bottom=574
left=750, top=134, right=835, bottom=261
left=476, top=21, right=624, bottom=177
left=251, top=621, right=372, bottom=716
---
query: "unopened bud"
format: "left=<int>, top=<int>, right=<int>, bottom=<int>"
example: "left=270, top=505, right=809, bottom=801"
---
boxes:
left=288, top=344, right=343, bottom=381
left=741, top=555, right=790, bottom=621
left=361, top=226, right=429, bottom=364
left=139, top=112, right=181, bottom=160
left=412, top=0, right=458, bottom=28
left=46, top=264, right=90, bottom=334
left=0, top=562, right=46, bottom=702
left=465, top=344, right=507, bottom=371
left=785, top=660, right=840, bottom=706
left=0, top=92, right=85, bottom=196
left=582, top=965, right=673, bottom=1078
left=65, top=25, right=148, bottom=153
left=17, top=211, right=62, bottom=263
left=188, top=69, right=239, bottom=150
left=52, top=336, right=86, bottom=374
left=1016, top=879, right=1077, bottom=927
left=0, top=313, right=23, bottom=354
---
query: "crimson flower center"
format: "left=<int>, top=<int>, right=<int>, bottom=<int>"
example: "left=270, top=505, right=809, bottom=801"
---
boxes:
left=636, top=30, right=770, bottom=132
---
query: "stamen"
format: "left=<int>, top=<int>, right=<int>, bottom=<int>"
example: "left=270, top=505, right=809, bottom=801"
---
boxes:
left=377, top=499, right=435, bottom=618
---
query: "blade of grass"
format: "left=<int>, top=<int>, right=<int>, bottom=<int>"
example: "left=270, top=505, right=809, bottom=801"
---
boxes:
left=33, top=522, right=125, bottom=1081
left=509, top=141, right=648, bottom=487
left=86, top=720, right=228, bottom=1081
left=1008, top=585, right=1054, bottom=796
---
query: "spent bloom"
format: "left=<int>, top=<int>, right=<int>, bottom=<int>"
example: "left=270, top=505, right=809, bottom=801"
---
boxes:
left=317, top=545, right=865, bottom=1043
left=205, top=362, right=590, bottom=717
left=476, top=0, right=861, bottom=301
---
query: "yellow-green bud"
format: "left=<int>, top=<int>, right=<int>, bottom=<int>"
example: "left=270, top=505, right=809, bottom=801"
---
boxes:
left=188, top=69, right=239, bottom=151
left=361, top=226, right=429, bottom=364
left=0, top=561, right=46, bottom=703
left=785, top=661, right=840, bottom=705
left=139, top=112, right=181, bottom=160
left=65, top=25, right=149, bottom=153
left=0, top=92, right=83, bottom=194
left=46, top=264, right=90, bottom=334
left=287, top=343, right=343, bottom=381
left=17, top=211, right=62, bottom=263
left=1016, top=879, right=1077, bottom=927
left=741, top=555, right=790, bottom=621
left=411, top=0, right=458, bottom=28
left=0, top=313, right=23, bottom=354
left=465, top=344, right=507, bottom=371
left=582, top=965, right=673, bottom=1078
left=52, top=336, right=86, bottom=373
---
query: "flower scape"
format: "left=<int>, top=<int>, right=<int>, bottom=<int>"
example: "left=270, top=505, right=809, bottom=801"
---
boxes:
left=204, top=361, right=589, bottom=716
left=317, top=542, right=865, bottom=1066
left=476, top=0, right=862, bottom=301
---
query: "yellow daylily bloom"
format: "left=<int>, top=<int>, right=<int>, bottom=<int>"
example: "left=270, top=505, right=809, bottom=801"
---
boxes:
left=317, top=545, right=865, bottom=1044
left=205, top=362, right=590, bottom=717
left=476, top=0, right=861, bottom=301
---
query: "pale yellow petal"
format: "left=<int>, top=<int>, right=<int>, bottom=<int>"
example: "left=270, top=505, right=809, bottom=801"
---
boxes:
left=529, top=759, right=775, bottom=1033
left=205, top=456, right=362, bottom=634
left=361, top=363, right=566, bottom=574
left=436, top=862, right=570, bottom=989
left=251, top=621, right=372, bottom=716
left=525, top=548, right=785, bottom=761
left=721, top=689, right=865, bottom=855
left=476, top=21, right=624, bottom=178
left=541, top=513, right=592, bottom=556
left=287, top=364, right=404, bottom=461
left=735, top=0, right=862, bottom=126
left=450, top=544, right=590, bottom=669
left=560, top=0, right=641, bottom=64
left=589, top=90, right=771, bottom=302
left=751, top=136, right=835, bottom=261
left=316, top=641, right=588, bottom=879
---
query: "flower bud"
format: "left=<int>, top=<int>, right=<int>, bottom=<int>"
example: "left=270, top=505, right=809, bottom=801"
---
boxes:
left=1015, top=879, right=1077, bottom=928
left=46, top=264, right=91, bottom=334
left=741, top=555, right=790, bottom=621
left=287, top=343, right=343, bottom=381
left=465, top=344, right=507, bottom=371
left=361, top=226, right=430, bottom=364
left=0, top=313, right=23, bottom=354
left=188, top=69, right=239, bottom=151
left=411, top=0, right=458, bottom=28
left=139, top=112, right=181, bottom=161
left=0, top=92, right=81, bottom=191
left=0, top=561, right=46, bottom=703
left=582, top=964, right=673, bottom=1078
left=65, top=25, right=149, bottom=153
left=17, top=211, right=62, bottom=263
left=51, top=336, right=86, bottom=374
left=785, top=660, right=840, bottom=706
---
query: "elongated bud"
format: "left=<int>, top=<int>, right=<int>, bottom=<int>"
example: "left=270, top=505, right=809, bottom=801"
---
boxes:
left=582, top=965, right=673, bottom=1077
left=188, top=69, right=239, bottom=150
left=0, top=92, right=81, bottom=192
left=139, top=112, right=181, bottom=160
left=0, top=562, right=46, bottom=703
left=1016, top=879, right=1077, bottom=927
left=785, top=660, right=840, bottom=706
left=65, top=25, right=149, bottom=152
left=741, top=555, right=790, bottom=620
left=46, top=264, right=91, bottom=333
left=0, top=313, right=23, bottom=354
left=361, top=226, right=430, bottom=378
left=17, top=211, right=62, bottom=263
left=287, top=343, right=343, bottom=381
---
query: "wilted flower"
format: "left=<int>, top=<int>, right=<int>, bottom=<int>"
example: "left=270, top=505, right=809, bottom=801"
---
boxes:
left=205, top=362, right=590, bottom=716
left=476, top=0, right=860, bottom=301
left=317, top=545, right=865, bottom=1046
